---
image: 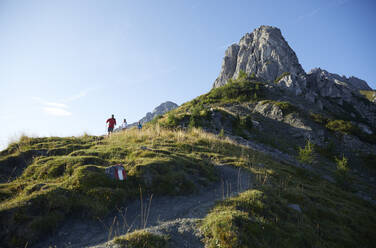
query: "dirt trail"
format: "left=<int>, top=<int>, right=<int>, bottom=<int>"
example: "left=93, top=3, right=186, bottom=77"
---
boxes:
left=34, top=165, right=253, bottom=248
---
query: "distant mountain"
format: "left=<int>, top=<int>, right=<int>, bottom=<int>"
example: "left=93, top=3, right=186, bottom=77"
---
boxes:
left=128, top=101, right=178, bottom=127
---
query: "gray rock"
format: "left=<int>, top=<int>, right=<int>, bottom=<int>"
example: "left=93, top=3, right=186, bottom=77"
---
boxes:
left=357, top=123, right=373, bottom=135
left=308, top=68, right=371, bottom=91
left=288, top=204, right=302, bottom=213
left=213, top=44, right=240, bottom=88
left=284, top=113, right=312, bottom=131
left=213, top=25, right=306, bottom=92
left=128, top=101, right=178, bottom=127
left=253, top=101, right=283, bottom=121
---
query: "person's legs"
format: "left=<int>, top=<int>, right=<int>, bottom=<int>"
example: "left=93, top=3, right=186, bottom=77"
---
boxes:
left=108, top=127, right=114, bottom=136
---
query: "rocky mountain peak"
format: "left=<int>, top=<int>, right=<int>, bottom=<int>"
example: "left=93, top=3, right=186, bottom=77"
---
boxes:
left=128, top=101, right=178, bottom=127
left=213, top=25, right=306, bottom=89
left=152, top=101, right=179, bottom=115
left=308, top=68, right=372, bottom=91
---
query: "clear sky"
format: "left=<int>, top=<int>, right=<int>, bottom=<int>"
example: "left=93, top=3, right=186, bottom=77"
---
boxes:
left=1, top=0, right=375, bottom=149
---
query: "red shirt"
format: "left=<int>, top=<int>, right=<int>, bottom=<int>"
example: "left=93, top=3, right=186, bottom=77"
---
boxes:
left=106, top=118, right=116, bottom=128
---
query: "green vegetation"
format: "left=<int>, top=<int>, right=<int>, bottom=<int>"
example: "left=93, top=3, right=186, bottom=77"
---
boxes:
left=359, top=90, right=376, bottom=102
left=0, top=127, right=264, bottom=247
left=274, top=72, right=291, bottom=83
left=274, top=101, right=297, bottom=115
left=165, top=112, right=179, bottom=128
left=1, top=96, right=375, bottom=248
left=310, top=112, right=329, bottom=125
left=335, top=155, right=351, bottom=189
left=114, top=230, right=169, bottom=248
left=298, top=140, right=315, bottom=164
left=188, top=103, right=210, bottom=128
left=233, top=114, right=253, bottom=138
left=309, top=113, right=376, bottom=145
left=325, top=120, right=355, bottom=134
left=259, top=100, right=298, bottom=115
left=200, top=151, right=376, bottom=248
left=218, top=129, right=225, bottom=139
left=185, top=71, right=264, bottom=107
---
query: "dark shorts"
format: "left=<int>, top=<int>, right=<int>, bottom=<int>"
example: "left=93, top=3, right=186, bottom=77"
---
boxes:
left=108, top=127, right=114, bottom=132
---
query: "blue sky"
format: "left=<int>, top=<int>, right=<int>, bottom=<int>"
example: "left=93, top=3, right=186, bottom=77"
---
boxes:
left=0, top=0, right=375, bottom=149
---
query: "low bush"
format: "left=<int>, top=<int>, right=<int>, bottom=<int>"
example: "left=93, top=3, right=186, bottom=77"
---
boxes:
left=335, top=155, right=351, bottom=189
left=325, top=120, right=355, bottom=134
left=298, top=140, right=315, bottom=164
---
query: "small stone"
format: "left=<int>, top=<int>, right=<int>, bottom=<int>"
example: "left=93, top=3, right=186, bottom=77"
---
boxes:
left=288, top=204, right=302, bottom=213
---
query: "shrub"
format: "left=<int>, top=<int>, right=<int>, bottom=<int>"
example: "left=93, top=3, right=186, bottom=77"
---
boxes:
left=238, top=70, right=248, bottom=80
left=310, top=113, right=328, bottom=125
left=166, top=112, right=179, bottom=128
left=298, top=140, right=315, bottom=164
left=274, top=101, right=297, bottom=114
left=218, top=129, right=225, bottom=139
left=149, top=115, right=162, bottom=126
left=335, top=155, right=351, bottom=189
left=325, top=120, right=354, bottom=134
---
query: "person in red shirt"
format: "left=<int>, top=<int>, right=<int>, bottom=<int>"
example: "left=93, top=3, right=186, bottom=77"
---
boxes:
left=106, top=114, right=117, bottom=136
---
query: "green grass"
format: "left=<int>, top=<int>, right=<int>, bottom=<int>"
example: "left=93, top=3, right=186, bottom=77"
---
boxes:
left=114, top=230, right=169, bottom=248
left=0, top=127, right=258, bottom=247
left=200, top=151, right=376, bottom=248
left=1, top=121, right=375, bottom=247
left=176, top=73, right=264, bottom=114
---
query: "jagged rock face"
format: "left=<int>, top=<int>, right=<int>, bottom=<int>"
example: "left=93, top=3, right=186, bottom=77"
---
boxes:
left=138, top=101, right=178, bottom=124
left=306, top=68, right=371, bottom=102
left=305, top=68, right=375, bottom=117
left=213, top=26, right=306, bottom=88
left=213, top=25, right=374, bottom=99
left=308, top=68, right=371, bottom=91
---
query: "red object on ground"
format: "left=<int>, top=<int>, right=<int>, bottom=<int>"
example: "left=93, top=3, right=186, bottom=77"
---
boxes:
left=114, top=166, right=126, bottom=180
left=106, top=118, right=116, bottom=128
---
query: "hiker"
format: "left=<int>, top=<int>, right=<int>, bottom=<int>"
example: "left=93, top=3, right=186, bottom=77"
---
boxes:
left=106, top=114, right=117, bottom=136
left=120, top=118, right=127, bottom=130
left=137, top=121, right=142, bottom=130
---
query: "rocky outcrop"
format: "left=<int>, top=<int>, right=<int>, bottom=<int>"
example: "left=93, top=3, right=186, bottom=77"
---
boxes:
left=127, top=101, right=178, bottom=128
left=139, top=101, right=178, bottom=124
left=308, top=68, right=371, bottom=91
left=213, top=25, right=306, bottom=92
left=253, top=101, right=311, bottom=130
left=213, top=26, right=374, bottom=100
left=306, top=68, right=371, bottom=102
left=214, top=25, right=375, bottom=126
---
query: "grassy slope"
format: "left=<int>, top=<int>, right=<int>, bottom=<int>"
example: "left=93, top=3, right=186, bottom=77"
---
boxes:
left=1, top=75, right=375, bottom=247
left=0, top=127, right=254, bottom=247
